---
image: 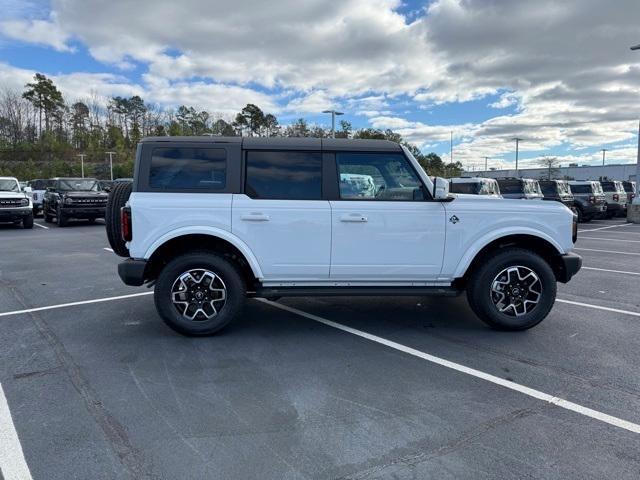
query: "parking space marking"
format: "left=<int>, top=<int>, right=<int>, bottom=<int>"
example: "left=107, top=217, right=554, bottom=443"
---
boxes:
left=578, top=223, right=634, bottom=232
left=578, top=236, right=640, bottom=243
left=556, top=299, right=640, bottom=317
left=574, top=247, right=640, bottom=256
left=103, top=247, right=114, bottom=252
left=33, top=223, right=48, bottom=230
left=582, top=266, right=640, bottom=276
left=0, top=292, right=153, bottom=318
left=258, top=299, right=640, bottom=434
left=0, top=383, right=33, bottom=480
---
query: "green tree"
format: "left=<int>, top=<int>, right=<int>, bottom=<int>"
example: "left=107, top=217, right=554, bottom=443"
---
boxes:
left=22, top=73, right=65, bottom=136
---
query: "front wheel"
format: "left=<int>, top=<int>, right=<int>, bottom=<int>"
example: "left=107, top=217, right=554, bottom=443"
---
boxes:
left=154, top=252, right=246, bottom=336
left=56, top=207, right=68, bottom=227
left=466, top=248, right=557, bottom=331
left=23, top=213, right=34, bottom=229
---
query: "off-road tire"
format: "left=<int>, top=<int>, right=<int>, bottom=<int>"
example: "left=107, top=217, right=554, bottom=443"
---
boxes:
left=154, top=252, right=246, bottom=336
left=43, top=203, right=53, bottom=223
left=466, top=248, right=557, bottom=331
left=23, top=213, right=34, bottom=229
left=56, top=206, right=68, bottom=227
left=106, top=182, right=132, bottom=257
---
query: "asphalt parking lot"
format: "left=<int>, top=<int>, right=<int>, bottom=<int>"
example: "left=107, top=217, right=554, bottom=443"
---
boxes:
left=1, top=217, right=640, bottom=480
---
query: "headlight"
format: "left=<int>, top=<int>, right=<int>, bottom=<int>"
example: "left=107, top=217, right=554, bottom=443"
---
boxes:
left=64, top=197, right=73, bottom=205
left=20, top=198, right=29, bottom=206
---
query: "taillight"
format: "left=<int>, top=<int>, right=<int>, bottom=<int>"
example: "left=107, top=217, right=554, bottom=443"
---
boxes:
left=613, top=193, right=619, bottom=202
left=121, top=206, right=132, bottom=242
left=589, top=195, right=595, bottom=204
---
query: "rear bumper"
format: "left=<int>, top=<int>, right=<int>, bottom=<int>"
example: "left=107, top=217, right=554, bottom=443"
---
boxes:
left=118, top=259, right=148, bottom=286
left=558, top=252, right=582, bottom=283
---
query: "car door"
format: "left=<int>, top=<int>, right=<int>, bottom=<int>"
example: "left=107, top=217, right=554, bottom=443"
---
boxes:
left=329, top=151, right=446, bottom=281
left=232, top=149, right=331, bottom=280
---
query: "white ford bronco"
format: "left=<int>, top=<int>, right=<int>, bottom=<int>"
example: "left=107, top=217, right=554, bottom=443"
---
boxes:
left=107, top=137, right=581, bottom=335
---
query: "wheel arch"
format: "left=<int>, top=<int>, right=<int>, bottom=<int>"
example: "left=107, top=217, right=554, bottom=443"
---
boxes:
left=454, top=232, right=566, bottom=285
left=144, top=229, right=263, bottom=286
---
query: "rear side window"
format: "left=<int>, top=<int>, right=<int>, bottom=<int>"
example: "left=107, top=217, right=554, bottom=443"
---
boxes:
left=497, top=180, right=523, bottom=194
left=570, top=184, right=591, bottom=194
left=539, top=182, right=557, bottom=195
left=245, top=151, right=322, bottom=200
left=150, top=147, right=226, bottom=190
left=600, top=182, right=615, bottom=192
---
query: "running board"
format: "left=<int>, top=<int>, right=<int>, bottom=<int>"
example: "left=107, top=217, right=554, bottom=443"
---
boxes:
left=249, top=286, right=461, bottom=298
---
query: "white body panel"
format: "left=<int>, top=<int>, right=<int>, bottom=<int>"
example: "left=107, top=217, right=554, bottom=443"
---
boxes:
left=231, top=194, right=331, bottom=279
left=442, top=195, right=574, bottom=279
left=329, top=200, right=446, bottom=279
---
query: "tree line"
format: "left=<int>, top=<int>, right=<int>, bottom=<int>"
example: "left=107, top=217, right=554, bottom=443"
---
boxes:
left=0, top=73, right=463, bottom=180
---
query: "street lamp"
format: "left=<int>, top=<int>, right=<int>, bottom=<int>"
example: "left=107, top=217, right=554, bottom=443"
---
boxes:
left=484, top=156, right=489, bottom=175
left=630, top=44, right=640, bottom=217
left=322, top=110, right=344, bottom=138
left=106, top=151, right=115, bottom=181
left=77, top=154, right=85, bottom=178
left=512, top=137, right=523, bottom=177
left=601, top=148, right=607, bottom=168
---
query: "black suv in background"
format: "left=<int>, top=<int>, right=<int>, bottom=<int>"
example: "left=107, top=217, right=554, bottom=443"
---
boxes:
left=538, top=180, right=575, bottom=212
left=568, top=181, right=606, bottom=222
left=43, top=177, right=108, bottom=227
left=496, top=178, right=544, bottom=200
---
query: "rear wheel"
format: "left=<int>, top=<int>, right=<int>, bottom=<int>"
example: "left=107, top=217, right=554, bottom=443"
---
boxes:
left=154, top=252, right=245, bottom=336
left=466, top=248, right=556, bottom=331
left=22, top=213, right=34, bottom=229
left=106, top=182, right=132, bottom=257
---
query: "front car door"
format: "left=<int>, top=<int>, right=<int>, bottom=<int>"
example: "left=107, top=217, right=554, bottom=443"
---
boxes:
left=232, top=149, right=331, bottom=281
left=329, top=151, right=446, bottom=282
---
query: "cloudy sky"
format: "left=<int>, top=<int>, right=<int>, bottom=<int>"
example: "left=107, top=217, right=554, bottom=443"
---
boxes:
left=1, top=0, right=640, bottom=170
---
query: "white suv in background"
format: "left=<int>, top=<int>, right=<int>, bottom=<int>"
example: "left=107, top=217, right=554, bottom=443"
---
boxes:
left=0, top=176, right=34, bottom=229
left=106, top=137, right=581, bottom=336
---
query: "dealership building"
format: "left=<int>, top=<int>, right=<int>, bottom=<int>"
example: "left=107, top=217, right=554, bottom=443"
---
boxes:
left=464, top=163, right=637, bottom=181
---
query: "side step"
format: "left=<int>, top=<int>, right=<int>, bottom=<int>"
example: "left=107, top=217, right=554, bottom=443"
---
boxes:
left=249, top=286, right=461, bottom=298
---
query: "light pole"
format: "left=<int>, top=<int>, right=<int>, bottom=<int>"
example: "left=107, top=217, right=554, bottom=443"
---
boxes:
left=322, top=110, right=343, bottom=138
left=512, top=137, right=522, bottom=177
left=106, top=151, right=115, bottom=181
left=77, top=154, right=85, bottom=178
left=601, top=148, right=608, bottom=170
left=629, top=44, right=640, bottom=218
left=484, top=156, right=489, bottom=175
left=450, top=131, right=453, bottom=164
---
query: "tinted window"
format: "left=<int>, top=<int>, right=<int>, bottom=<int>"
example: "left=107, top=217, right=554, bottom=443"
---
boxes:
left=497, top=179, right=524, bottom=194
left=450, top=182, right=481, bottom=194
left=245, top=151, right=322, bottom=200
left=600, top=182, right=616, bottom=192
left=59, top=179, right=100, bottom=191
left=150, top=147, right=226, bottom=190
left=28, top=180, right=47, bottom=190
left=336, top=152, right=423, bottom=200
left=539, top=182, right=557, bottom=195
left=570, top=184, right=592, bottom=194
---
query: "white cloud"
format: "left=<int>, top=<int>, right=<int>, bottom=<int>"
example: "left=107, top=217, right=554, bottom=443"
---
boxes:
left=0, top=15, right=72, bottom=52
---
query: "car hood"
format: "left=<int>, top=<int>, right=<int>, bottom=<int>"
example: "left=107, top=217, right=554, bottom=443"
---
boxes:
left=0, top=191, right=29, bottom=199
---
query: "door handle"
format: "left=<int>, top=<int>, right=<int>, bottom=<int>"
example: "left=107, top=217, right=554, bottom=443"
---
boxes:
left=241, top=213, right=270, bottom=221
left=340, top=213, right=368, bottom=222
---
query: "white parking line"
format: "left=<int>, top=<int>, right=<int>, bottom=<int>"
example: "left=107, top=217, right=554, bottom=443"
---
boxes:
left=578, top=223, right=634, bottom=232
left=258, top=299, right=640, bottom=434
left=556, top=299, right=640, bottom=317
left=0, top=383, right=33, bottom=480
left=578, top=236, right=640, bottom=243
left=33, top=223, right=48, bottom=230
left=0, top=292, right=153, bottom=318
left=574, top=247, right=640, bottom=256
left=582, top=266, right=640, bottom=276
left=103, top=247, right=114, bottom=252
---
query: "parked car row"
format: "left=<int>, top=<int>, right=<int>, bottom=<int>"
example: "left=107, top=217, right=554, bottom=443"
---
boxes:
left=0, top=176, right=34, bottom=228
left=449, top=176, right=635, bottom=223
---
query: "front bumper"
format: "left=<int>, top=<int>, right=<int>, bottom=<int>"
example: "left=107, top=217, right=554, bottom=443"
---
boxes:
left=118, top=259, right=148, bottom=286
left=557, top=252, right=582, bottom=283
left=0, top=208, right=32, bottom=222
left=60, top=206, right=106, bottom=218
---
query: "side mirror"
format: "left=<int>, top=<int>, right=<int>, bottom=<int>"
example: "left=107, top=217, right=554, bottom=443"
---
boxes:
left=432, top=177, right=450, bottom=200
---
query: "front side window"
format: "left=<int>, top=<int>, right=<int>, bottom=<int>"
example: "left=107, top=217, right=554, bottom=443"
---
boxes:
left=245, top=151, right=322, bottom=200
left=0, top=179, right=19, bottom=192
left=59, top=179, right=99, bottom=191
left=150, top=147, right=226, bottom=190
left=336, top=152, right=423, bottom=200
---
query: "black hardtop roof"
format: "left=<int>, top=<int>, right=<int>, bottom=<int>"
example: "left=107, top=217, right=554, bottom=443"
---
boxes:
left=50, top=177, right=98, bottom=181
left=140, top=136, right=402, bottom=152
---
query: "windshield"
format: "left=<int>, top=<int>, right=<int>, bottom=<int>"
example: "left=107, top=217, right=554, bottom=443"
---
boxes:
left=0, top=179, right=20, bottom=192
left=59, top=179, right=100, bottom=191
left=28, top=179, right=47, bottom=190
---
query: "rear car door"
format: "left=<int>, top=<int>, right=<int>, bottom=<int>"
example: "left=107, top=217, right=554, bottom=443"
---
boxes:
left=328, top=151, right=446, bottom=281
left=232, top=149, right=331, bottom=280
